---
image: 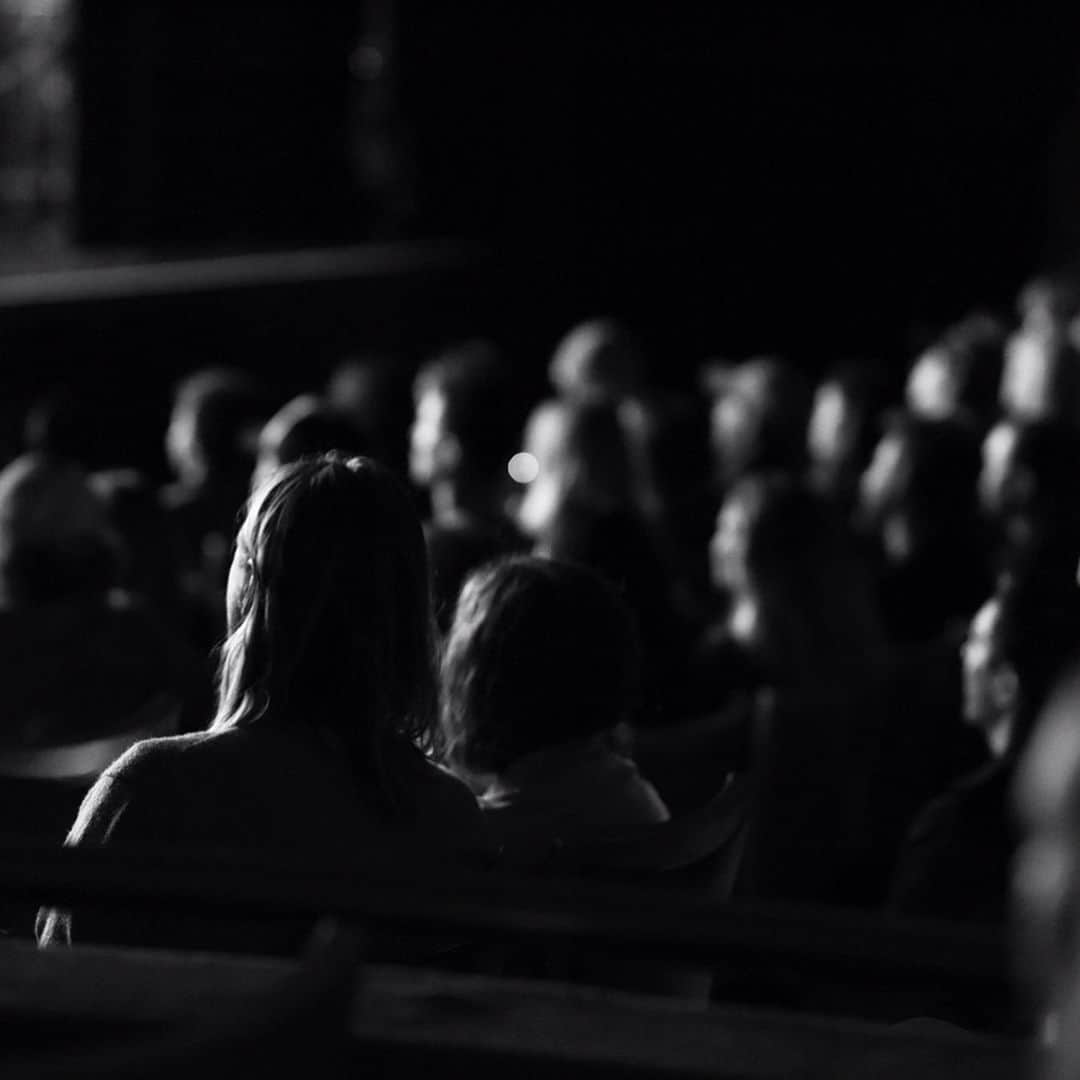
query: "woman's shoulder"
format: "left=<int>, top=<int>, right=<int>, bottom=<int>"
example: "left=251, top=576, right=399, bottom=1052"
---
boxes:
left=103, top=729, right=240, bottom=786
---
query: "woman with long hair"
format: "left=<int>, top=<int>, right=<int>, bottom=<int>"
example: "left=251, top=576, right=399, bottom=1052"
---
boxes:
left=39, top=453, right=490, bottom=951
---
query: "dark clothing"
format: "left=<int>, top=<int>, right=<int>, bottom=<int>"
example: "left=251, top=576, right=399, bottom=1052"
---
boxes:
left=425, top=515, right=529, bottom=631
left=890, top=759, right=1014, bottom=924
left=38, top=725, right=493, bottom=954
left=0, top=592, right=212, bottom=747
left=543, top=503, right=689, bottom=724
left=736, top=641, right=988, bottom=909
left=160, top=475, right=250, bottom=648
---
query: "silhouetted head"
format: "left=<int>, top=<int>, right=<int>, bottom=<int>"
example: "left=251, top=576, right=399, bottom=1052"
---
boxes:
left=859, top=413, right=981, bottom=562
left=711, top=473, right=884, bottom=683
left=548, top=318, right=645, bottom=403
left=0, top=454, right=120, bottom=606
left=410, top=340, right=528, bottom=494
left=166, top=369, right=266, bottom=486
left=326, top=353, right=412, bottom=474
left=906, top=312, right=1007, bottom=430
left=216, top=454, right=438, bottom=811
left=708, top=356, right=812, bottom=488
left=252, top=395, right=371, bottom=492
left=515, top=400, right=638, bottom=540
left=808, top=360, right=897, bottom=504
left=1000, top=328, right=1080, bottom=426
left=441, top=555, right=640, bottom=775
left=979, top=418, right=1080, bottom=578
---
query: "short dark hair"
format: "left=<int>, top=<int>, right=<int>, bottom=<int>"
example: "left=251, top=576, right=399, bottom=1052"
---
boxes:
left=414, top=341, right=526, bottom=479
left=440, top=555, right=640, bottom=774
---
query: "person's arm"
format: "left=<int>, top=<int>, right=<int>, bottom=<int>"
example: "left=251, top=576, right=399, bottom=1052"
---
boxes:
left=36, top=772, right=142, bottom=947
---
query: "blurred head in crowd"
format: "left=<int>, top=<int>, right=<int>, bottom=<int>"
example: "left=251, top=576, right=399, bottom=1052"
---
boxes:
left=441, top=555, right=640, bottom=777
left=1014, top=661, right=1080, bottom=1076
left=326, top=352, right=412, bottom=476
left=963, top=579, right=1080, bottom=763
left=216, top=453, right=438, bottom=812
left=905, top=312, right=1007, bottom=431
left=515, top=399, right=639, bottom=541
left=166, top=368, right=266, bottom=489
left=711, top=473, right=884, bottom=685
left=979, top=418, right=1080, bottom=582
left=860, top=413, right=982, bottom=564
left=1017, top=272, right=1080, bottom=338
left=410, top=340, right=528, bottom=521
left=548, top=318, right=645, bottom=403
left=0, top=454, right=119, bottom=607
left=252, top=394, right=370, bottom=493
left=808, top=360, right=897, bottom=509
left=706, top=356, right=812, bottom=490
left=1000, top=325, right=1080, bottom=427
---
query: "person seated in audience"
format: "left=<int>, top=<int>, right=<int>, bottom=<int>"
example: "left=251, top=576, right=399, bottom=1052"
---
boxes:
left=250, top=393, right=371, bottom=493
left=39, top=454, right=492, bottom=952
left=685, top=473, right=887, bottom=719
left=515, top=398, right=686, bottom=722
left=409, top=340, right=531, bottom=630
left=905, top=312, right=1007, bottom=433
left=161, top=368, right=269, bottom=649
left=621, top=391, right=717, bottom=626
left=891, top=577, right=1080, bottom=923
left=1000, top=275, right=1080, bottom=426
left=325, top=352, right=413, bottom=477
left=978, top=417, right=1080, bottom=587
left=547, top=318, right=646, bottom=404
left=0, top=455, right=210, bottom=749
left=808, top=359, right=899, bottom=518
left=858, top=412, right=990, bottom=645
left=704, top=355, right=812, bottom=494
left=441, top=555, right=668, bottom=861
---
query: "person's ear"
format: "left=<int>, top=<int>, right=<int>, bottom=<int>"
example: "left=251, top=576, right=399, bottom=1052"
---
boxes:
left=991, top=662, right=1020, bottom=713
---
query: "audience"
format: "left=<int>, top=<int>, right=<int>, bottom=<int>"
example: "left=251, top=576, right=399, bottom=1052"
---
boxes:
left=7, top=268, right=1080, bottom=1043
left=38, top=454, right=492, bottom=952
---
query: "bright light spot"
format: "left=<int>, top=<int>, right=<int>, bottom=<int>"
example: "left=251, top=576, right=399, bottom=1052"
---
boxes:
left=508, top=452, right=539, bottom=484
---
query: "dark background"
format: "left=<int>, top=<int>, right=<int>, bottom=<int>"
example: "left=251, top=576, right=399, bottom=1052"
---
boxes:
left=3, top=2, right=1080, bottom=470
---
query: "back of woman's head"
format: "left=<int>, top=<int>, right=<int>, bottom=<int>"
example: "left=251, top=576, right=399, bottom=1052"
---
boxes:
left=728, top=473, right=885, bottom=682
left=441, top=555, right=640, bottom=775
left=217, top=453, right=437, bottom=806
